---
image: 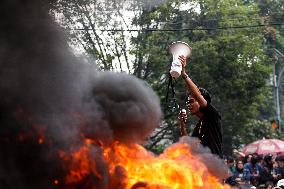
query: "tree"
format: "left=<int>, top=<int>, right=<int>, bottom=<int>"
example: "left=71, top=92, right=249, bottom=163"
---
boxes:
left=256, top=0, right=284, bottom=137
left=51, top=0, right=276, bottom=155
left=131, top=0, right=272, bottom=155
left=51, top=0, right=136, bottom=72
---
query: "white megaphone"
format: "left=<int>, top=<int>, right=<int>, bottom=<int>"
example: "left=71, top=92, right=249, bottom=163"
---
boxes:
left=169, top=41, right=192, bottom=78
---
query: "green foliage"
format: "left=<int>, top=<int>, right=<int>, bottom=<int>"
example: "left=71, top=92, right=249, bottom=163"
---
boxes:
left=145, top=143, right=167, bottom=155
left=239, top=119, right=284, bottom=146
left=51, top=0, right=284, bottom=155
left=52, top=0, right=134, bottom=72
left=130, top=0, right=274, bottom=155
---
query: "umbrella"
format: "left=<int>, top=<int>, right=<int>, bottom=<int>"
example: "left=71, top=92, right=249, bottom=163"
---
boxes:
left=242, top=139, right=284, bottom=155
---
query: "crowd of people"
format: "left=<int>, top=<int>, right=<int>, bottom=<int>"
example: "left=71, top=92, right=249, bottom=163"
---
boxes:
left=224, top=153, right=284, bottom=189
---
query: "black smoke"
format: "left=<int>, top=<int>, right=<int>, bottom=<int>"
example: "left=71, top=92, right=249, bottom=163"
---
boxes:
left=0, top=0, right=162, bottom=189
left=179, top=137, right=229, bottom=180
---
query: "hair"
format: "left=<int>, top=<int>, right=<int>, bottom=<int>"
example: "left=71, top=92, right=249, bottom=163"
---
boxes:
left=243, top=154, right=253, bottom=164
left=236, top=159, right=244, bottom=172
left=251, top=154, right=259, bottom=165
left=264, top=154, right=273, bottom=163
left=198, top=87, right=211, bottom=104
left=226, top=156, right=235, bottom=164
left=187, top=87, right=212, bottom=104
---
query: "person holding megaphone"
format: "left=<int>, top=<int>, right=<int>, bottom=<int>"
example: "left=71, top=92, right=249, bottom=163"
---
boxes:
left=178, top=55, right=223, bottom=158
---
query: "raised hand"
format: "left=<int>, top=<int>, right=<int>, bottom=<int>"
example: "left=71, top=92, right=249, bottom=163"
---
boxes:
left=178, top=55, right=188, bottom=79
left=178, top=55, right=187, bottom=68
left=178, top=109, right=187, bottom=123
left=178, top=109, right=188, bottom=136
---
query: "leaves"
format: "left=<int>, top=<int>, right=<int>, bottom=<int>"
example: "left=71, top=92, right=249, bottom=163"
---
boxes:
left=50, top=0, right=284, bottom=155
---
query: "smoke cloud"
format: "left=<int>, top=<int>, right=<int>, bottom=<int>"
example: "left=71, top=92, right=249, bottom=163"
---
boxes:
left=82, top=72, right=161, bottom=143
left=0, top=0, right=161, bottom=188
left=179, top=137, right=229, bottom=179
left=0, top=1, right=229, bottom=189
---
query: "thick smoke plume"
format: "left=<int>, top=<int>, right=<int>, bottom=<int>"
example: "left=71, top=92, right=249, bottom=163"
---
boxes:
left=179, top=137, right=229, bottom=179
left=83, top=72, right=162, bottom=143
left=0, top=0, right=161, bottom=188
left=0, top=1, right=229, bottom=189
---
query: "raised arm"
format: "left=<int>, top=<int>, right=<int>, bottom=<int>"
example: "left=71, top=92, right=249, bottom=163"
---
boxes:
left=178, top=55, right=207, bottom=108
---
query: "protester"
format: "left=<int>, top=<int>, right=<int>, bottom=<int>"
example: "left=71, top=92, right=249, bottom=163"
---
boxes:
left=244, top=154, right=253, bottom=164
left=273, top=156, right=284, bottom=182
left=221, top=154, right=284, bottom=188
left=227, top=156, right=236, bottom=174
left=178, top=55, right=223, bottom=158
left=259, top=154, right=274, bottom=185
left=265, top=181, right=275, bottom=189
left=244, top=154, right=262, bottom=186
left=233, top=159, right=251, bottom=185
left=174, top=55, right=284, bottom=189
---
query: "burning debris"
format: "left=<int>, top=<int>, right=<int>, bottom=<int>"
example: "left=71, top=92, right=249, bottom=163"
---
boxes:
left=59, top=137, right=231, bottom=189
left=0, top=0, right=231, bottom=189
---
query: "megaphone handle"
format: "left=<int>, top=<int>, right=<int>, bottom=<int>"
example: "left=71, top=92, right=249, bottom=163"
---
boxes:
left=166, top=73, right=176, bottom=99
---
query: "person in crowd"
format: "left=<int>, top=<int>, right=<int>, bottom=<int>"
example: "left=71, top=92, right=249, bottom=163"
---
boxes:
left=244, top=154, right=253, bottom=164
left=232, top=159, right=251, bottom=185
left=178, top=55, right=223, bottom=158
left=265, top=181, right=274, bottom=189
left=258, top=183, right=267, bottom=189
left=259, top=154, right=274, bottom=185
left=227, top=156, right=236, bottom=174
left=224, top=156, right=238, bottom=187
left=273, top=155, right=284, bottom=182
left=244, top=154, right=262, bottom=186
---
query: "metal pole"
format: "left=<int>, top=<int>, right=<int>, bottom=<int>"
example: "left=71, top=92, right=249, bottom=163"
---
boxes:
left=276, top=77, right=281, bottom=132
left=277, top=68, right=284, bottom=132
left=273, top=48, right=284, bottom=132
left=273, top=63, right=281, bottom=132
left=274, top=48, right=284, bottom=58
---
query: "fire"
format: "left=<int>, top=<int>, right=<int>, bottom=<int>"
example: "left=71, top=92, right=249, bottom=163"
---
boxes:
left=61, top=139, right=232, bottom=189
left=14, top=106, right=47, bottom=144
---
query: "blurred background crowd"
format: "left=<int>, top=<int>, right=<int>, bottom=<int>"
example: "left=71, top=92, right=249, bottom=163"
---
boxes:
left=224, top=152, right=284, bottom=189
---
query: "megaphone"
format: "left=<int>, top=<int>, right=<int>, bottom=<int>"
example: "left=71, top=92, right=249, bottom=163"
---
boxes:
left=169, top=41, right=192, bottom=78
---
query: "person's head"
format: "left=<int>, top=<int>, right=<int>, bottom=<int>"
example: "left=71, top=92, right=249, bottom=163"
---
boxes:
left=236, top=160, right=244, bottom=171
left=264, top=154, right=273, bottom=166
left=186, top=87, right=211, bottom=115
left=276, top=155, right=284, bottom=167
left=258, top=184, right=266, bottom=189
left=265, top=181, right=274, bottom=189
left=245, top=154, right=253, bottom=163
left=226, top=156, right=235, bottom=167
left=251, top=154, right=259, bottom=165
left=264, top=154, right=273, bottom=162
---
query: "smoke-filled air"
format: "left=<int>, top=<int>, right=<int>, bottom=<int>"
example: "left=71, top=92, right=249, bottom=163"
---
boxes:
left=0, top=1, right=231, bottom=189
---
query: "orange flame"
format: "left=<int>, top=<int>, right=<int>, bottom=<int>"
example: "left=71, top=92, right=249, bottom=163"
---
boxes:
left=62, top=140, right=232, bottom=189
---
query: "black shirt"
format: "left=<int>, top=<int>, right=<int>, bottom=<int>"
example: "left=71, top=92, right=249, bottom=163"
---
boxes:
left=191, top=103, right=223, bottom=157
